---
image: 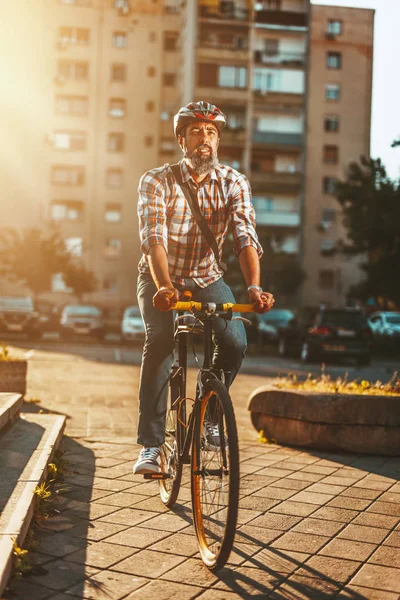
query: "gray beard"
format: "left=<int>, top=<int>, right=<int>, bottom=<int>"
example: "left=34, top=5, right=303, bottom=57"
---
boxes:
left=186, top=147, right=219, bottom=176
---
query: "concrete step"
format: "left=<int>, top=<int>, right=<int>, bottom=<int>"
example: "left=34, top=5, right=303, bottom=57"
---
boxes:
left=0, top=412, right=66, bottom=595
left=0, top=394, right=23, bottom=435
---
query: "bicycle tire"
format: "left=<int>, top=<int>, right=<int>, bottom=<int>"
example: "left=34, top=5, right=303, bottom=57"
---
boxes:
left=159, top=367, right=185, bottom=507
left=191, top=378, right=240, bottom=571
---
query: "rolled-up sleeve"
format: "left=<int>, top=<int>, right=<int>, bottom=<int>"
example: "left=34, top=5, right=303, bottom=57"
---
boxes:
left=137, top=172, right=168, bottom=255
left=229, top=174, right=263, bottom=259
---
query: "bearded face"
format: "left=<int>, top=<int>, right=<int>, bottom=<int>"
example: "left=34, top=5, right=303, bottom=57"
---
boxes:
left=179, top=121, right=220, bottom=176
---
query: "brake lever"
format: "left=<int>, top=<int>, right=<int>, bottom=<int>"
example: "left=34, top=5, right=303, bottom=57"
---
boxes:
left=232, top=316, right=252, bottom=326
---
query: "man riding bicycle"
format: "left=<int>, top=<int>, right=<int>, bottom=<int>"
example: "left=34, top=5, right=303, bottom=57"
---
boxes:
left=134, top=101, right=274, bottom=474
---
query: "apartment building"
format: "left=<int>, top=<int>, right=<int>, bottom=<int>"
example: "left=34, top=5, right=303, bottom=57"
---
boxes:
left=1, top=0, right=374, bottom=309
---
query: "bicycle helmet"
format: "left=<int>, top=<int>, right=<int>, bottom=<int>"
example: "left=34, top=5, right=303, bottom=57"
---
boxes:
left=173, top=101, right=226, bottom=139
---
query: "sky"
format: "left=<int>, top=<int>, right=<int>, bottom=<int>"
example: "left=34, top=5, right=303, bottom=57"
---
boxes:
left=311, top=0, right=400, bottom=179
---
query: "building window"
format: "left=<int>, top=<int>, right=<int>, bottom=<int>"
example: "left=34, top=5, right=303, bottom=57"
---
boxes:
left=160, top=138, right=175, bottom=154
left=104, top=204, right=122, bottom=223
left=106, top=168, right=123, bottom=188
left=58, top=27, right=90, bottom=46
left=321, top=208, right=337, bottom=228
left=320, top=239, right=336, bottom=255
left=225, top=111, right=245, bottom=130
left=103, top=274, right=118, bottom=292
left=160, top=111, right=169, bottom=121
left=327, top=20, right=342, bottom=35
left=111, top=63, right=126, bottom=82
left=104, top=238, right=122, bottom=258
left=107, top=133, right=125, bottom=152
left=325, top=84, right=340, bottom=101
left=52, top=165, right=85, bottom=186
left=148, top=66, right=156, bottom=77
left=53, top=131, right=86, bottom=151
left=163, top=73, right=176, bottom=87
left=323, top=177, right=337, bottom=195
left=109, top=98, right=126, bottom=118
left=56, top=95, right=88, bottom=116
left=113, top=31, right=127, bottom=48
left=51, top=201, right=83, bottom=221
left=57, top=60, right=89, bottom=80
left=318, top=269, right=335, bottom=289
left=252, top=197, right=274, bottom=211
left=327, top=52, right=342, bottom=69
left=218, top=65, right=247, bottom=88
left=323, top=145, right=339, bottom=164
left=144, top=136, right=154, bottom=147
left=65, top=237, right=83, bottom=257
left=60, top=0, right=92, bottom=5
left=163, top=32, right=178, bottom=51
left=324, top=115, right=340, bottom=132
left=146, top=101, right=155, bottom=112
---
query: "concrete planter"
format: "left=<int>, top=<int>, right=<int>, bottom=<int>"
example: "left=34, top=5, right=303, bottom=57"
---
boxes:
left=248, top=384, right=400, bottom=455
left=0, top=361, right=27, bottom=395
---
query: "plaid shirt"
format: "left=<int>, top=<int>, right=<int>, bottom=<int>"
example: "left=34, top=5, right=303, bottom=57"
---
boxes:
left=137, top=159, right=263, bottom=288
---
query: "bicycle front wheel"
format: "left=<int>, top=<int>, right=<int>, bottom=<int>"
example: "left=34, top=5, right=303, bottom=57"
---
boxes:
left=191, top=378, right=239, bottom=571
left=159, top=368, right=185, bottom=507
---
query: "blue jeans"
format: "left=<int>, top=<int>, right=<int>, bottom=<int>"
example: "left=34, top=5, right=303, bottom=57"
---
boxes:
left=136, top=273, right=247, bottom=447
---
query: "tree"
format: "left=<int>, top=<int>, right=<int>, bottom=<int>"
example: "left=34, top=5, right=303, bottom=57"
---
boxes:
left=0, top=227, right=72, bottom=297
left=334, top=156, right=400, bottom=305
left=63, top=261, right=97, bottom=302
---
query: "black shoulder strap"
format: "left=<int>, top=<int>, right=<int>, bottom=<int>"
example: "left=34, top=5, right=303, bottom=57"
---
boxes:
left=170, top=163, right=227, bottom=273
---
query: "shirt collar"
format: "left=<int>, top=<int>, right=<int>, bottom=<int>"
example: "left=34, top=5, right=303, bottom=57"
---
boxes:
left=180, top=159, right=219, bottom=185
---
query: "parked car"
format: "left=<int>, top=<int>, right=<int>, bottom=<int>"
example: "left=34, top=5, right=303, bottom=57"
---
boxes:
left=59, top=305, right=105, bottom=341
left=255, top=308, right=295, bottom=345
left=368, top=311, right=400, bottom=351
left=121, top=306, right=145, bottom=343
left=278, top=306, right=372, bottom=365
left=0, top=296, right=42, bottom=339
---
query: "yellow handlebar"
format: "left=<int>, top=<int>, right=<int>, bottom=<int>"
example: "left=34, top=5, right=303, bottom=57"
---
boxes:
left=173, top=301, right=254, bottom=313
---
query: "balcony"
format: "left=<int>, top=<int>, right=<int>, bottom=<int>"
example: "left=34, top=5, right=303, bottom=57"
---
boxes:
left=220, top=127, right=246, bottom=145
left=250, top=170, right=302, bottom=193
left=253, top=89, right=304, bottom=107
left=255, top=210, right=300, bottom=227
left=255, top=10, right=308, bottom=29
left=198, top=39, right=249, bottom=62
left=199, top=2, right=250, bottom=23
left=253, top=50, right=305, bottom=68
left=196, top=85, right=248, bottom=103
left=252, top=131, right=303, bottom=149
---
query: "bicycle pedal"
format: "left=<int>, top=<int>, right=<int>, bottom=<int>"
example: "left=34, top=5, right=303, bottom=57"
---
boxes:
left=143, top=472, right=171, bottom=480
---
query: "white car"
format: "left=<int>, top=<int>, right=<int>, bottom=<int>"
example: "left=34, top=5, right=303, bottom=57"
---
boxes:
left=121, top=306, right=145, bottom=343
left=368, top=311, right=400, bottom=347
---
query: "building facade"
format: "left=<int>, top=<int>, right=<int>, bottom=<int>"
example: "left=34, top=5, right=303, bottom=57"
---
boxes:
left=0, top=0, right=374, bottom=309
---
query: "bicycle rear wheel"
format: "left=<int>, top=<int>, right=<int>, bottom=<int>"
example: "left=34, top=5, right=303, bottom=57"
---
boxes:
left=191, top=378, right=239, bottom=570
left=159, top=366, right=185, bottom=507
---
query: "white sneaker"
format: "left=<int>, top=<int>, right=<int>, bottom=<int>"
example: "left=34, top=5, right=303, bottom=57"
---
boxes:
left=203, top=422, right=228, bottom=451
left=133, top=447, right=160, bottom=474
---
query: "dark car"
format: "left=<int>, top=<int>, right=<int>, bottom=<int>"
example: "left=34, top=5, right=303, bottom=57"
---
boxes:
left=0, top=296, right=42, bottom=339
left=278, top=306, right=372, bottom=365
left=59, top=305, right=105, bottom=341
left=255, top=308, right=295, bottom=345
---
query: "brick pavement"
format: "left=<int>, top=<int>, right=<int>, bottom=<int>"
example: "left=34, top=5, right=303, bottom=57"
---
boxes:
left=6, top=346, right=400, bottom=599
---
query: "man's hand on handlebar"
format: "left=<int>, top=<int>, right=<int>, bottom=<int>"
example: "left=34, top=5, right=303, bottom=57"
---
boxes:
left=248, top=287, right=275, bottom=314
left=153, top=286, right=179, bottom=312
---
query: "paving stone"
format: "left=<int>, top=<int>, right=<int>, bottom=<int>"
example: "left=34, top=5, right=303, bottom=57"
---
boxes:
left=5, top=579, right=52, bottom=600
left=350, top=563, right=400, bottom=593
left=63, top=503, right=120, bottom=521
left=379, top=491, right=400, bottom=504
left=92, top=492, right=147, bottom=508
left=92, top=478, right=134, bottom=492
left=286, top=471, right=325, bottom=483
left=126, top=497, right=172, bottom=513
left=353, top=479, right=393, bottom=492
left=110, top=548, right=185, bottom=578
left=67, top=541, right=138, bottom=569
left=160, top=557, right=220, bottom=588
left=287, top=491, right=334, bottom=506
left=367, top=501, right=400, bottom=517
left=213, top=565, right=283, bottom=596
left=39, top=513, right=78, bottom=533
left=341, top=487, right=382, bottom=500
left=311, top=506, right=359, bottom=523
left=238, top=498, right=279, bottom=518
left=226, top=542, right=260, bottom=566
left=195, top=590, right=240, bottom=599
left=136, top=512, right=190, bottom=532
left=235, top=524, right=282, bottom=547
left=320, top=538, right=377, bottom=561
left=253, top=486, right=297, bottom=500
left=125, top=580, right=203, bottom=599
left=328, top=496, right=372, bottom=511
left=30, top=559, right=95, bottom=591
left=240, top=474, right=278, bottom=494
left=99, top=507, right=159, bottom=527
left=269, top=575, right=340, bottom=599
left=256, top=466, right=295, bottom=478
left=270, top=478, right=310, bottom=491
left=383, top=531, right=400, bottom=547
left=271, top=532, right=329, bottom=554
left=38, top=531, right=87, bottom=558
left=301, top=465, right=338, bottom=476
left=242, top=548, right=309, bottom=573
left=338, top=524, right=389, bottom=544
left=320, top=476, right=360, bottom=488
left=296, top=555, right=362, bottom=583
left=270, top=500, right=317, bottom=517
left=149, top=532, right=200, bottom=557
left=305, top=483, right=346, bottom=495
left=64, top=488, right=114, bottom=503
left=368, top=545, right=400, bottom=568
left=292, top=517, right=344, bottom=537
left=96, top=457, right=128, bottom=468
left=72, top=520, right=128, bottom=542
left=105, top=525, right=171, bottom=548
left=249, top=512, right=302, bottom=531
left=65, top=569, right=148, bottom=599
left=337, top=585, right=400, bottom=599
left=352, top=512, right=399, bottom=530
